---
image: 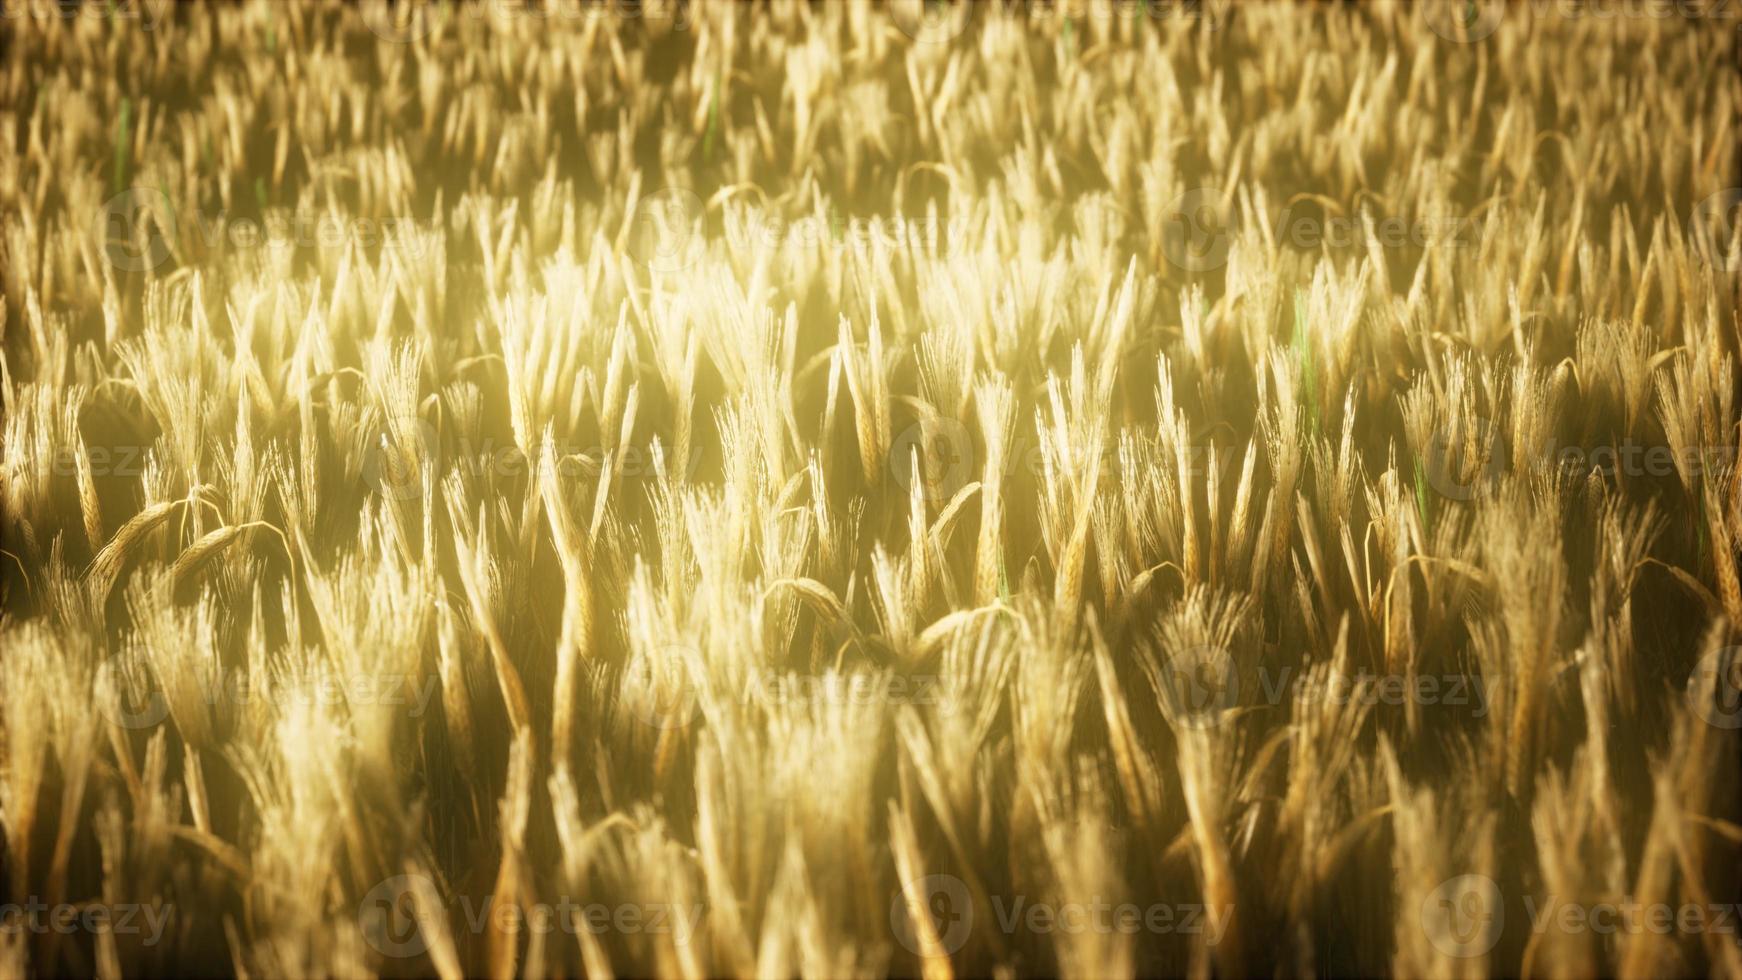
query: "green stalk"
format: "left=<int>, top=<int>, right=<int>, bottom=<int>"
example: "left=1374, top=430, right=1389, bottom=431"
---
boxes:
left=702, top=73, right=721, bottom=162
left=1414, top=457, right=1433, bottom=532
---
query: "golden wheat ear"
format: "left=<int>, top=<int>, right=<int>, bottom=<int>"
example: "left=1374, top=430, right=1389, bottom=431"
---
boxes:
left=84, top=496, right=195, bottom=606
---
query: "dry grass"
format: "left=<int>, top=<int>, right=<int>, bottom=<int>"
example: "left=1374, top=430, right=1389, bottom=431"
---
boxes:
left=2, top=0, right=1740, bottom=977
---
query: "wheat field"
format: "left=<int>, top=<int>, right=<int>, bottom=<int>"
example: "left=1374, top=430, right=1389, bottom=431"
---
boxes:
left=2, top=0, right=1740, bottom=977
